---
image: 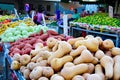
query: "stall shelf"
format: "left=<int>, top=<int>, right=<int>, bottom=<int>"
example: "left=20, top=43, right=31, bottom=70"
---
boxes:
left=4, top=43, right=25, bottom=80
left=6, top=54, right=25, bottom=80
left=57, top=24, right=119, bottom=47
left=58, top=25, right=71, bottom=35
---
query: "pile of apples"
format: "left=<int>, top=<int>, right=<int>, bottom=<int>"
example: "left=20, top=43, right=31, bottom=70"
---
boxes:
left=0, top=23, right=48, bottom=42
left=75, top=13, right=120, bottom=28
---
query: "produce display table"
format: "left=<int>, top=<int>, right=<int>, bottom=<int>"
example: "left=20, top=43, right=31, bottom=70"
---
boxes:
left=58, top=25, right=71, bottom=35
left=57, top=24, right=119, bottom=47
left=4, top=43, right=25, bottom=80
left=6, top=54, right=25, bottom=80
left=72, top=27, right=119, bottom=47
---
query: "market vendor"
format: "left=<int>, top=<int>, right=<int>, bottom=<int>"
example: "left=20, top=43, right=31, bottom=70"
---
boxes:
left=72, top=8, right=80, bottom=20
left=68, top=8, right=80, bottom=25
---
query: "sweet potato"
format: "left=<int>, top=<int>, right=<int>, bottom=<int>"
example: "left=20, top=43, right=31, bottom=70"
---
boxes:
left=39, top=33, right=49, bottom=41
left=47, top=30, right=58, bottom=35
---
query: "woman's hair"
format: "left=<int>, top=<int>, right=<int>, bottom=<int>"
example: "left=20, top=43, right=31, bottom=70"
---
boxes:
left=74, top=9, right=77, bottom=14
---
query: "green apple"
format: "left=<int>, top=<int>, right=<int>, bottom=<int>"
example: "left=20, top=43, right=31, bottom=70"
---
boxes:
left=5, top=33, right=13, bottom=37
left=8, top=37, right=14, bottom=42
left=14, top=31, right=21, bottom=36
left=22, top=30, right=28, bottom=35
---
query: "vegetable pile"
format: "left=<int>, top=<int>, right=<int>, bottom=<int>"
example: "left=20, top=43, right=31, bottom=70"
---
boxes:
left=0, top=23, right=48, bottom=42
left=0, top=18, right=35, bottom=35
left=9, top=30, right=70, bottom=57
left=10, top=33, right=120, bottom=80
left=75, top=13, right=120, bottom=27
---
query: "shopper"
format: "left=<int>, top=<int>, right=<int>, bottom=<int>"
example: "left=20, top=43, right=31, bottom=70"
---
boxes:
left=86, top=11, right=90, bottom=16
left=36, top=11, right=42, bottom=25
left=91, top=11, right=94, bottom=15
left=80, top=9, right=86, bottom=17
left=24, top=4, right=30, bottom=17
left=36, top=6, right=45, bottom=25
left=30, top=8, right=36, bottom=21
left=56, top=10, right=61, bottom=21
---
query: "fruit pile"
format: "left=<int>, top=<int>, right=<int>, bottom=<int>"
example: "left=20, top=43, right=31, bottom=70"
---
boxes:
left=0, top=19, right=11, bottom=24
left=0, top=15, right=14, bottom=22
left=10, top=32, right=120, bottom=80
left=0, top=19, right=35, bottom=35
left=75, top=13, right=120, bottom=27
left=0, top=21, right=19, bottom=35
left=0, top=23, right=48, bottom=42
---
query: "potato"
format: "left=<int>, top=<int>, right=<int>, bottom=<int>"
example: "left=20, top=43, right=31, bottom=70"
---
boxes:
left=27, top=62, right=36, bottom=70
left=36, top=57, right=43, bottom=63
left=42, top=67, right=54, bottom=78
left=11, top=60, right=21, bottom=70
left=20, top=66, right=27, bottom=73
left=12, top=54, right=21, bottom=61
left=30, top=49, right=40, bottom=57
left=50, top=74, right=65, bottom=80
left=20, top=54, right=31, bottom=66
left=30, top=66, right=43, bottom=80
left=36, top=60, right=48, bottom=66
left=23, top=68, right=31, bottom=79
left=38, top=77, right=49, bottom=80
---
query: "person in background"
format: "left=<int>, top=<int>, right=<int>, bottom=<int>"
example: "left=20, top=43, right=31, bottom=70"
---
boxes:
left=36, top=10, right=42, bottom=25
left=56, top=10, right=61, bottom=21
left=91, top=11, right=94, bottom=15
left=68, top=8, right=80, bottom=26
left=86, top=11, right=90, bottom=16
left=30, top=8, right=36, bottom=18
left=36, top=6, right=45, bottom=25
left=0, top=8, right=3, bottom=15
left=33, top=11, right=37, bottom=24
left=72, top=9, right=80, bottom=20
left=25, top=4, right=30, bottom=17
left=80, top=9, right=86, bottom=17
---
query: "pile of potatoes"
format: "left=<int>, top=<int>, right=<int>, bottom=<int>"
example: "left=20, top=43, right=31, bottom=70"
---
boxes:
left=11, top=35, right=120, bottom=80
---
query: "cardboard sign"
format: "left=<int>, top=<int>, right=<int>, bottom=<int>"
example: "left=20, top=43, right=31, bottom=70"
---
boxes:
left=109, top=6, right=113, bottom=18
left=63, top=14, right=68, bottom=36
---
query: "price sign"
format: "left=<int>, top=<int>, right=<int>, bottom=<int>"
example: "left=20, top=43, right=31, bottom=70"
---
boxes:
left=109, top=6, right=113, bottom=18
